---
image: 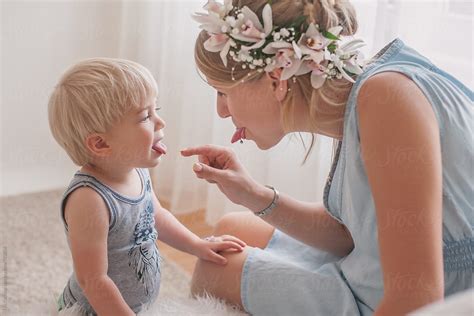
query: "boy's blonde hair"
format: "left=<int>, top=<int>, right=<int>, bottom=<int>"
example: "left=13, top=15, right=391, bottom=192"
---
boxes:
left=48, top=58, right=158, bottom=166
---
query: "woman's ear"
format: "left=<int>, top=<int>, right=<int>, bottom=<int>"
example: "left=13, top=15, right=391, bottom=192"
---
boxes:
left=267, top=68, right=288, bottom=102
left=85, top=133, right=112, bottom=158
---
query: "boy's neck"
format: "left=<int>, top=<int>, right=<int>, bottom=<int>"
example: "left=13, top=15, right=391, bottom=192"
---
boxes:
left=81, top=162, right=136, bottom=184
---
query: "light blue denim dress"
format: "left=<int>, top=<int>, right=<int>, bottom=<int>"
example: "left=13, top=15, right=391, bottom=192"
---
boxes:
left=240, top=38, right=473, bottom=315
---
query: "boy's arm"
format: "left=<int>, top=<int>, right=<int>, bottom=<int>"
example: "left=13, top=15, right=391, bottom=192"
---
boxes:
left=151, top=189, right=245, bottom=264
left=65, top=187, right=135, bottom=316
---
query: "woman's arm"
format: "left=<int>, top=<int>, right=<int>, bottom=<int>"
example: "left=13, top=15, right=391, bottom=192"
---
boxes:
left=245, top=185, right=353, bottom=257
left=358, top=72, right=444, bottom=314
left=65, top=187, right=135, bottom=316
left=181, top=146, right=354, bottom=257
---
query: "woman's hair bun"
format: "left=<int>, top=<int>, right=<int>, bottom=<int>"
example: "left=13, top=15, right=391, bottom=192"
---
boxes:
left=302, top=0, right=358, bottom=36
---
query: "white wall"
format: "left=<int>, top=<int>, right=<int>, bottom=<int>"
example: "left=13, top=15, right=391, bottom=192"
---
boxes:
left=1, top=1, right=122, bottom=196
left=1, top=0, right=471, bottom=199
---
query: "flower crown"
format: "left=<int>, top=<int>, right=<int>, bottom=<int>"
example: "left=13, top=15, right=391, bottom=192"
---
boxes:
left=193, top=0, right=366, bottom=89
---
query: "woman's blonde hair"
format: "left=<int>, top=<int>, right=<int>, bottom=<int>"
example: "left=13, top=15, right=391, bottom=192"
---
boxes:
left=48, top=58, right=158, bottom=166
left=195, top=0, right=358, bottom=162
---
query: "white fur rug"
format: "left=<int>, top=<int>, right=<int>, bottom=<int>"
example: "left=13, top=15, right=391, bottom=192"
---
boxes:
left=0, top=189, right=247, bottom=315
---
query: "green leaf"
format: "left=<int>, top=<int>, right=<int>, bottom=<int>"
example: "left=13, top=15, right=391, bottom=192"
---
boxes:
left=322, top=30, right=340, bottom=41
left=327, top=43, right=337, bottom=53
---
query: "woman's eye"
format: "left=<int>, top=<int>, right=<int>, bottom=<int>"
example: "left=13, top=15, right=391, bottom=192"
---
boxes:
left=217, top=91, right=226, bottom=97
left=154, top=107, right=162, bottom=113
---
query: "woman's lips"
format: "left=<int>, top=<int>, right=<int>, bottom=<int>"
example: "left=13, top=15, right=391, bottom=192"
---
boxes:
left=231, top=127, right=246, bottom=144
left=152, top=141, right=167, bottom=154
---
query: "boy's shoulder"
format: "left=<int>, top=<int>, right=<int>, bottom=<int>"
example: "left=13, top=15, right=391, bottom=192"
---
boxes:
left=63, top=186, right=110, bottom=228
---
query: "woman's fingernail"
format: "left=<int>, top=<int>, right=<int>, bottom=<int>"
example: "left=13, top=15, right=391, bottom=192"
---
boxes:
left=193, top=162, right=203, bottom=172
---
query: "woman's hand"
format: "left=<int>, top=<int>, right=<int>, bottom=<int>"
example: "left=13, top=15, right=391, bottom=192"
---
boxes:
left=191, top=235, right=247, bottom=265
left=181, top=145, right=264, bottom=207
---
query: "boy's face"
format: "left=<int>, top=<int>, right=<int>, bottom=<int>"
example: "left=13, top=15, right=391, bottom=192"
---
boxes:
left=104, top=93, right=167, bottom=168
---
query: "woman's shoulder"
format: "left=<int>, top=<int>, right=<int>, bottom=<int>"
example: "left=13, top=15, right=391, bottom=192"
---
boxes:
left=357, top=71, right=429, bottom=114
left=357, top=71, right=409, bottom=101
left=356, top=70, right=439, bottom=146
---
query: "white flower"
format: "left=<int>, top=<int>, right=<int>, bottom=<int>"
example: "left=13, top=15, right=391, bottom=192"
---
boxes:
left=280, top=28, right=290, bottom=37
left=291, top=59, right=327, bottom=89
left=192, top=0, right=233, bottom=33
left=324, top=48, right=357, bottom=83
left=297, top=23, right=340, bottom=64
left=203, top=0, right=233, bottom=18
left=225, top=16, right=237, bottom=27
left=192, top=2, right=366, bottom=86
left=203, top=33, right=234, bottom=67
left=262, top=41, right=303, bottom=80
left=192, top=12, right=227, bottom=34
left=237, top=50, right=251, bottom=63
left=230, top=4, right=273, bottom=51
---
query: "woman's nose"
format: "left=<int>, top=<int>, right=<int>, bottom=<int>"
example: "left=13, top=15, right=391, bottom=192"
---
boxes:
left=217, top=100, right=231, bottom=118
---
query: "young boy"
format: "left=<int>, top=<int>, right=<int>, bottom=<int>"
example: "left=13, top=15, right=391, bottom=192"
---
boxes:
left=48, top=58, right=246, bottom=315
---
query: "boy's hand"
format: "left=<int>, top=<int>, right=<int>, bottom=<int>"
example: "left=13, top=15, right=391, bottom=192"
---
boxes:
left=192, top=235, right=247, bottom=265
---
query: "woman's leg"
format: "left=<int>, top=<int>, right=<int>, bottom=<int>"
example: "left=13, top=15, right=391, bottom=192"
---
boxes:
left=212, top=211, right=276, bottom=249
left=190, top=211, right=276, bottom=309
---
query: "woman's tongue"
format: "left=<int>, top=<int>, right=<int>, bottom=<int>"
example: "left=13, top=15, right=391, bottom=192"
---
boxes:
left=152, top=142, right=167, bottom=154
left=231, top=127, right=246, bottom=144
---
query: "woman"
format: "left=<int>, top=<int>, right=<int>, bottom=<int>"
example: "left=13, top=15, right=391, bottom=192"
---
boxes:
left=181, top=0, right=473, bottom=315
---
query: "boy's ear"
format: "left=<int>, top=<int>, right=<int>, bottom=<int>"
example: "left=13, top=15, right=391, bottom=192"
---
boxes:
left=266, top=68, right=288, bottom=102
left=85, top=134, right=111, bottom=157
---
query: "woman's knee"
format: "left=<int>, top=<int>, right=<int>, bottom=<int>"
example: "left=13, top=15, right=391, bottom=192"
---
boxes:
left=214, top=212, right=248, bottom=235
left=214, top=212, right=275, bottom=249
left=190, top=248, right=249, bottom=309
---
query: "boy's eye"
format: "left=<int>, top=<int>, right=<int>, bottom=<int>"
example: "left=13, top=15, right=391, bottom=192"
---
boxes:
left=141, top=107, right=162, bottom=122
left=217, top=91, right=226, bottom=97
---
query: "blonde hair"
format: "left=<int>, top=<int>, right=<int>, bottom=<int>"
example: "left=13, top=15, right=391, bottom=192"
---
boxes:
left=48, top=58, right=158, bottom=166
left=195, top=0, right=358, bottom=162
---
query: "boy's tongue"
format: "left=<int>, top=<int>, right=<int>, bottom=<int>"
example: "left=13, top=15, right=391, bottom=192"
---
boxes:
left=152, top=142, right=167, bottom=154
left=231, top=127, right=245, bottom=144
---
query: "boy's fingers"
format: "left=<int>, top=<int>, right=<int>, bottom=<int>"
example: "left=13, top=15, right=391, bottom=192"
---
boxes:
left=218, top=234, right=247, bottom=247
left=216, top=241, right=244, bottom=252
left=227, top=236, right=247, bottom=247
left=209, top=252, right=227, bottom=265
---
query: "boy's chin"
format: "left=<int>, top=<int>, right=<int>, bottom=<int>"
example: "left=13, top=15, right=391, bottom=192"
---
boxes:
left=147, top=159, right=161, bottom=167
left=137, top=156, right=163, bottom=169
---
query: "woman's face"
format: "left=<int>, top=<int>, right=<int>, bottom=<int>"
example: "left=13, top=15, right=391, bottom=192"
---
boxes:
left=209, top=75, right=286, bottom=150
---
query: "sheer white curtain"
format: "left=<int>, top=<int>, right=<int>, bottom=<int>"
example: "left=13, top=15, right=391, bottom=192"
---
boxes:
left=118, top=1, right=213, bottom=216
left=118, top=0, right=472, bottom=224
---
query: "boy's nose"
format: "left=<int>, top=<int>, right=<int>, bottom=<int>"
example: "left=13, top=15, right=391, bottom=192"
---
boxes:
left=155, top=116, right=165, bottom=130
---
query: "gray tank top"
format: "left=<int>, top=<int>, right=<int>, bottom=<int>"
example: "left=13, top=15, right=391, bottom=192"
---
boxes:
left=59, top=168, right=161, bottom=315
